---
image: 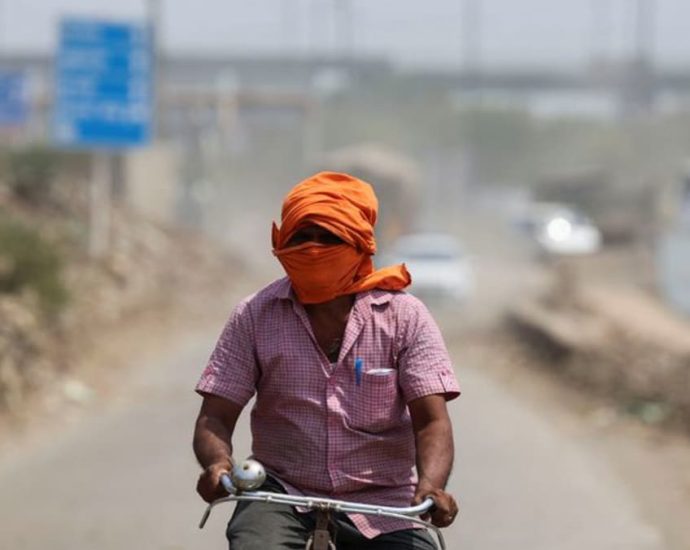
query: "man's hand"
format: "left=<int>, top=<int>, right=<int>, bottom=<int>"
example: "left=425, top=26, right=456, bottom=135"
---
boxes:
left=194, top=395, right=243, bottom=503
left=412, top=482, right=459, bottom=528
left=196, top=460, right=233, bottom=503
left=408, top=394, right=458, bottom=527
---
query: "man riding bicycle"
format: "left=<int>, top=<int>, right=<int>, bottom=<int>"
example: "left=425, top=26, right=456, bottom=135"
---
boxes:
left=193, top=172, right=460, bottom=549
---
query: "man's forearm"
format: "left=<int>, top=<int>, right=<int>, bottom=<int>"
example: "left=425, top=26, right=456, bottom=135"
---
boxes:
left=415, top=417, right=454, bottom=490
left=194, top=414, right=234, bottom=469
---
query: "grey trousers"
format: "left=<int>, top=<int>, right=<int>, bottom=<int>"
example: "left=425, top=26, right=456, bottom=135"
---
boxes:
left=226, top=477, right=437, bottom=550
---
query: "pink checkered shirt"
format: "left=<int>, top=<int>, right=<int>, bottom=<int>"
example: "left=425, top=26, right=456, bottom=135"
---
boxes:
left=196, top=277, right=460, bottom=538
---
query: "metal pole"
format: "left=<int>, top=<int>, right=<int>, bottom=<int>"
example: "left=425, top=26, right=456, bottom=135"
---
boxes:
left=146, top=0, right=162, bottom=141
left=308, top=0, right=319, bottom=57
left=589, top=0, right=612, bottom=66
left=0, top=0, right=4, bottom=53
left=334, top=0, right=354, bottom=60
left=89, top=152, right=112, bottom=258
left=634, top=0, right=655, bottom=64
left=281, top=0, right=298, bottom=53
left=624, top=0, right=656, bottom=115
left=461, top=0, right=481, bottom=72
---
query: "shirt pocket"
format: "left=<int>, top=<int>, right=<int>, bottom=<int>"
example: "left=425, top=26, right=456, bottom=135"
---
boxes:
left=348, top=369, right=403, bottom=434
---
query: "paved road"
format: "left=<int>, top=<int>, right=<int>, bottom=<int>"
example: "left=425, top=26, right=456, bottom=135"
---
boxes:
left=451, top=356, right=661, bottom=549
left=0, top=320, right=665, bottom=550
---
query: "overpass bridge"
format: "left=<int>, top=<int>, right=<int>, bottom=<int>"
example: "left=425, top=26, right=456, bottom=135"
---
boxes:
left=1, top=52, right=689, bottom=141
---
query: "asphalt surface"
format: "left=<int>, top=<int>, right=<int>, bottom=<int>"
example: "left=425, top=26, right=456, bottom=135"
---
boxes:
left=0, top=316, right=665, bottom=550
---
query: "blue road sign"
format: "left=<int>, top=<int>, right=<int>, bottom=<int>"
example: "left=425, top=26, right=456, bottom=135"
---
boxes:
left=0, top=70, right=28, bottom=127
left=54, top=17, right=152, bottom=148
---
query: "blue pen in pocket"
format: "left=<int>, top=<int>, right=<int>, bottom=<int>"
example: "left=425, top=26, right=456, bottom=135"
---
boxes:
left=355, top=358, right=363, bottom=387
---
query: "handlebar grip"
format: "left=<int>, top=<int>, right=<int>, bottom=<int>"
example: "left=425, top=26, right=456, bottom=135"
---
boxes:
left=220, top=473, right=235, bottom=494
left=420, top=497, right=437, bottom=515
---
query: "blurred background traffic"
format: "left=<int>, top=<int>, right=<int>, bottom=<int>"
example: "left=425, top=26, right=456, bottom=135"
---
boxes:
left=1, top=1, right=690, bottom=549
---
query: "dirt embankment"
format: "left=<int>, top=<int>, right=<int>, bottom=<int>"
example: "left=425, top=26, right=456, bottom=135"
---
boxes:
left=507, top=253, right=690, bottom=432
left=0, top=204, right=243, bottom=429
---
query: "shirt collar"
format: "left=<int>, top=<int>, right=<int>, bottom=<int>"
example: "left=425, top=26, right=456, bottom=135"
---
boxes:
left=274, top=277, right=294, bottom=301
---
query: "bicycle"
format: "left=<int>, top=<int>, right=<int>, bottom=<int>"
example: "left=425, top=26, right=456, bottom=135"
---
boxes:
left=199, top=459, right=446, bottom=550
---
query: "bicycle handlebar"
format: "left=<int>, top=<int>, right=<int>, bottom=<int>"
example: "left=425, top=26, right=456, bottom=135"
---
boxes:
left=200, top=475, right=446, bottom=550
left=220, top=473, right=235, bottom=494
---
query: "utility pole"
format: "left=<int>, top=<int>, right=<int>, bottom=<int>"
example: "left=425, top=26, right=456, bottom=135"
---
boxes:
left=459, top=0, right=483, bottom=196
left=0, top=0, right=4, bottom=53
left=589, top=0, right=613, bottom=68
left=334, top=0, right=354, bottom=60
left=634, top=0, right=655, bottom=64
left=307, top=0, right=324, bottom=58
left=146, top=0, right=162, bottom=141
left=461, top=0, right=481, bottom=73
left=623, top=0, right=656, bottom=115
left=281, top=0, right=300, bottom=54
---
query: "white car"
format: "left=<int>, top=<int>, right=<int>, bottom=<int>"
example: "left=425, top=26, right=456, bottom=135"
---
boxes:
left=516, top=202, right=602, bottom=256
left=534, top=211, right=602, bottom=256
left=383, top=232, right=473, bottom=304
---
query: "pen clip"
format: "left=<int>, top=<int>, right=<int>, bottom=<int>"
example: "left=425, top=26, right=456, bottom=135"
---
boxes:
left=355, top=358, right=363, bottom=387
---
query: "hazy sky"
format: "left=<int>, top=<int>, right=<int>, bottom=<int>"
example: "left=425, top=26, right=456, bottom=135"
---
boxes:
left=2, top=0, right=689, bottom=68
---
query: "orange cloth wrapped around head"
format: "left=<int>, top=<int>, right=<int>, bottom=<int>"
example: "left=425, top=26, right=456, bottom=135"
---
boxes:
left=272, top=171, right=411, bottom=304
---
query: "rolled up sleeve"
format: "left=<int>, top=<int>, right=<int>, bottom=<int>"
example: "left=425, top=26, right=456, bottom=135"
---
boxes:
left=396, top=297, right=460, bottom=403
left=196, top=300, right=259, bottom=407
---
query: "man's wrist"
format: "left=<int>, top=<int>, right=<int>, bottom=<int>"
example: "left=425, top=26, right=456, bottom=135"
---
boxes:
left=417, top=477, right=443, bottom=492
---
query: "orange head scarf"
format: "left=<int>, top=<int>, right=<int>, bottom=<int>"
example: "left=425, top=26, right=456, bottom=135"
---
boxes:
left=272, top=171, right=411, bottom=304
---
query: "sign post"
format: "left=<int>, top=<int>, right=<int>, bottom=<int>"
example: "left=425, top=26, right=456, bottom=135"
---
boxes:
left=54, top=17, right=153, bottom=257
left=0, top=70, right=28, bottom=128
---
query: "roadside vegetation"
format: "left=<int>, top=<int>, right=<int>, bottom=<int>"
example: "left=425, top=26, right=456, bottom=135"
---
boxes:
left=0, top=216, right=68, bottom=315
left=0, top=144, right=236, bottom=418
left=0, top=146, right=73, bottom=412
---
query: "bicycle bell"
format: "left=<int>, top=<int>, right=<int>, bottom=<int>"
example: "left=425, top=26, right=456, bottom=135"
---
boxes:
left=230, top=459, right=266, bottom=491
